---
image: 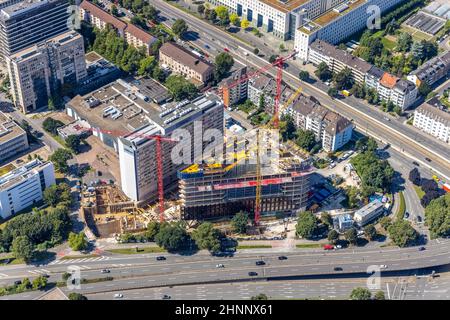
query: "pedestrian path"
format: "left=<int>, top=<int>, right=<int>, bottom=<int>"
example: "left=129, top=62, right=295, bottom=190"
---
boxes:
left=48, top=256, right=110, bottom=265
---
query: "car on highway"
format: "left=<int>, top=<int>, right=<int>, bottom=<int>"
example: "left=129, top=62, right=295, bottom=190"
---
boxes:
left=216, top=264, right=225, bottom=268
left=333, top=267, right=343, bottom=271
left=379, top=265, right=387, bottom=269
left=156, top=256, right=166, bottom=261
left=383, top=116, right=390, bottom=122
left=162, top=294, right=171, bottom=300
left=404, top=212, right=410, bottom=219
left=255, top=260, right=266, bottom=266
left=114, top=293, right=123, bottom=299
left=204, top=44, right=210, bottom=49
left=223, top=47, right=230, bottom=52
left=328, top=162, right=336, bottom=169
left=101, top=269, right=110, bottom=273
left=412, top=161, right=420, bottom=166
left=417, top=216, right=422, bottom=223
left=418, top=246, right=426, bottom=251
left=278, top=256, right=288, bottom=260
left=248, top=272, right=258, bottom=276
left=425, top=157, right=432, bottom=162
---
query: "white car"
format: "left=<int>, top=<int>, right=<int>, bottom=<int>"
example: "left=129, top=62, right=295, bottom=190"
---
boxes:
left=216, top=264, right=225, bottom=268
left=379, top=265, right=387, bottom=269
left=114, top=293, right=123, bottom=298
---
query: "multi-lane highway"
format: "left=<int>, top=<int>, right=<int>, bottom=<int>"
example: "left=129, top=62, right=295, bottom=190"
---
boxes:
left=150, top=0, right=450, bottom=180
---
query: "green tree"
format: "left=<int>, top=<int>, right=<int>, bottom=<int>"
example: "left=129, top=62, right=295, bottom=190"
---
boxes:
left=43, top=183, right=72, bottom=208
left=350, top=83, right=366, bottom=99
left=49, top=148, right=73, bottom=173
left=144, top=221, right=160, bottom=241
left=214, top=52, right=234, bottom=81
left=269, top=55, right=278, bottom=64
left=138, top=56, right=156, bottom=76
left=298, top=70, right=310, bottom=81
left=344, top=186, right=361, bottom=209
left=344, top=227, right=358, bottom=245
left=380, top=216, right=392, bottom=230
left=32, top=276, right=47, bottom=290
left=387, top=220, right=418, bottom=247
left=327, top=229, right=339, bottom=244
left=296, top=211, right=318, bottom=239
left=42, top=118, right=64, bottom=135
left=253, top=48, right=259, bottom=55
left=155, top=222, right=191, bottom=252
left=240, top=18, right=250, bottom=29
left=397, top=32, right=412, bottom=52
left=350, top=287, right=372, bottom=300
left=12, top=236, right=33, bottom=262
left=231, top=211, right=249, bottom=234
left=215, top=6, right=230, bottom=26
left=364, top=224, right=377, bottom=241
left=165, top=75, right=198, bottom=101
left=320, top=212, right=332, bottom=227
left=111, top=4, right=119, bottom=16
left=418, top=82, right=432, bottom=97
left=230, top=13, right=240, bottom=27
left=315, top=62, right=332, bottom=81
left=68, top=292, right=88, bottom=300
left=424, top=193, right=450, bottom=239
left=296, top=129, right=316, bottom=151
left=143, top=4, right=157, bottom=21
left=65, top=135, right=82, bottom=154
left=374, top=291, right=385, bottom=300
left=192, top=222, right=223, bottom=253
left=62, top=272, right=71, bottom=281
left=68, top=232, right=88, bottom=251
left=197, top=4, right=205, bottom=15
left=333, top=67, right=354, bottom=90
left=172, top=19, right=188, bottom=38
left=327, top=87, right=339, bottom=98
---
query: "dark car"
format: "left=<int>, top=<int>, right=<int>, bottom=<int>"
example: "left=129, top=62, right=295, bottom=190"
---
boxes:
left=162, top=294, right=171, bottom=300
left=255, top=260, right=265, bottom=266
left=101, top=269, right=110, bottom=274
left=412, top=161, right=420, bottom=166
left=417, top=216, right=422, bottom=222
left=425, top=157, right=432, bottom=162
left=248, top=272, right=258, bottom=276
left=278, top=256, right=288, bottom=260
left=156, top=256, right=166, bottom=261
left=418, top=247, right=426, bottom=251
left=404, top=212, right=410, bottom=219
left=333, top=267, right=343, bottom=271
left=14, top=280, right=22, bottom=286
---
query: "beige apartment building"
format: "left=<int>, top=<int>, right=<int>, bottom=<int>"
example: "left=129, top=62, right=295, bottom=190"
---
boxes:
left=0, top=111, right=29, bottom=162
left=159, top=42, right=214, bottom=85
left=7, top=31, right=87, bottom=114
left=79, top=0, right=157, bottom=54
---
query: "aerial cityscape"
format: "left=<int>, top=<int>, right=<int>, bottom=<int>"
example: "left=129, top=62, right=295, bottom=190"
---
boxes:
left=0, top=0, right=449, bottom=304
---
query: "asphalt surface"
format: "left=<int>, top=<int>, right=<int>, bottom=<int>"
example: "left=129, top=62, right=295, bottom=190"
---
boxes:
left=1, top=239, right=449, bottom=295
left=150, top=0, right=450, bottom=181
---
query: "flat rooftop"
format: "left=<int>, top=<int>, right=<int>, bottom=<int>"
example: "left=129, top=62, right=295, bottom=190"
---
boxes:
left=1, top=0, right=51, bottom=17
left=260, top=0, right=309, bottom=14
left=0, top=111, right=26, bottom=145
left=67, top=77, right=222, bottom=138
left=0, top=159, right=48, bottom=191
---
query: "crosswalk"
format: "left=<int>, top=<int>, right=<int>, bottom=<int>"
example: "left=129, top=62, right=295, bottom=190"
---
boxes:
left=28, top=269, right=51, bottom=275
left=48, top=256, right=110, bottom=265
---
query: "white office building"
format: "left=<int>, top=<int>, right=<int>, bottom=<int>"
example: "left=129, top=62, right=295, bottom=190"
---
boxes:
left=353, top=198, right=384, bottom=226
left=0, top=159, right=55, bottom=219
left=295, top=0, right=408, bottom=61
left=413, top=99, right=450, bottom=144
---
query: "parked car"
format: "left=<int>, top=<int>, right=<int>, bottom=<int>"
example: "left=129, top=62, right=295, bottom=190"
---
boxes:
left=379, top=265, right=387, bottom=269
left=14, top=280, right=22, bottom=286
left=418, top=247, right=426, bottom=251
left=333, top=267, right=343, bottom=271
left=162, top=294, right=171, bottom=300
left=114, top=293, right=123, bottom=298
left=156, top=256, right=166, bottom=261
left=323, top=244, right=334, bottom=250
left=412, top=161, right=420, bottom=166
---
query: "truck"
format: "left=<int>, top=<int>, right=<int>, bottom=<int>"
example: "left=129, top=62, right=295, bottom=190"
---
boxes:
left=443, top=183, right=450, bottom=193
left=341, top=90, right=351, bottom=97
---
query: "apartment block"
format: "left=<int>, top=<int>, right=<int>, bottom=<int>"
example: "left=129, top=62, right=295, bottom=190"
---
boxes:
left=207, top=0, right=348, bottom=40
left=413, top=98, right=450, bottom=144
left=7, top=31, right=87, bottom=113
left=0, top=0, right=70, bottom=60
left=219, top=66, right=248, bottom=108
left=287, top=96, right=353, bottom=152
left=295, top=0, right=408, bottom=61
left=66, top=77, right=224, bottom=203
left=309, top=40, right=372, bottom=85
left=0, top=159, right=55, bottom=219
left=407, top=50, right=450, bottom=87
left=0, top=111, right=29, bottom=162
left=79, top=0, right=157, bottom=54
left=354, top=198, right=385, bottom=226
left=159, top=42, right=214, bottom=85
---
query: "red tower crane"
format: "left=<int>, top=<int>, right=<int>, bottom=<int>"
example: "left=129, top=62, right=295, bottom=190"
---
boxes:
left=219, top=51, right=297, bottom=225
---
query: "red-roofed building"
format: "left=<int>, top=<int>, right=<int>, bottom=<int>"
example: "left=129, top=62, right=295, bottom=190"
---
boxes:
left=79, top=1, right=156, bottom=54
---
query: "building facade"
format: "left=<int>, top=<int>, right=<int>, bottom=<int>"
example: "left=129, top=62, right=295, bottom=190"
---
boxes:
left=295, top=0, right=408, bottom=61
left=7, top=31, right=87, bottom=113
left=413, top=99, right=450, bottom=144
left=219, top=66, right=248, bottom=108
left=0, top=111, right=29, bottom=162
left=353, top=198, right=384, bottom=226
left=407, top=50, right=450, bottom=87
left=79, top=0, right=157, bottom=54
left=0, top=0, right=70, bottom=60
left=0, top=159, right=55, bottom=219
left=159, top=42, right=214, bottom=85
